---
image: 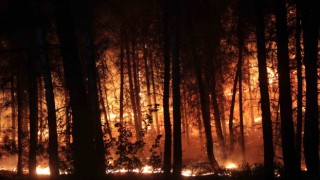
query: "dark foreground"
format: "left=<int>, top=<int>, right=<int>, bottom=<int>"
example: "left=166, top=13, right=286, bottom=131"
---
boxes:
left=0, top=170, right=318, bottom=180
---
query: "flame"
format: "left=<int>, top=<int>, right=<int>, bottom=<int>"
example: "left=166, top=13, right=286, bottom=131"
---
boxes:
left=254, top=117, right=262, bottom=123
left=36, top=166, right=50, bottom=175
left=225, top=162, right=237, bottom=169
left=181, top=169, right=194, bottom=177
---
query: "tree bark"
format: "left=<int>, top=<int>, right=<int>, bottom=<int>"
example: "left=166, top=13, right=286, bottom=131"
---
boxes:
left=295, top=1, right=303, bottom=170
left=229, top=63, right=239, bottom=155
left=254, top=0, right=275, bottom=178
left=163, top=0, right=172, bottom=174
left=302, top=0, right=319, bottom=175
left=274, top=0, right=300, bottom=178
left=54, top=0, right=95, bottom=177
left=172, top=0, right=182, bottom=175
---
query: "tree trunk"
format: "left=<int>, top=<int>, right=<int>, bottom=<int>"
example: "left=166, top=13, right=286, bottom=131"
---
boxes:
left=163, top=0, right=172, bottom=174
left=17, top=65, right=27, bottom=176
left=10, top=77, right=16, bottom=150
left=295, top=1, right=303, bottom=170
left=97, top=74, right=112, bottom=139
left=27, top=46, right=39, bottom=177
left=172, top=0, right=182, bottom=175
left=131, top=40, right=143, bottom=137
left=237, top=29, right=245, bottom=162
left=254, top=0, right=275, bottom=178
left=210, top=74, right=227, bottom=161
left=32, top=26, right=61, bottom=176
left=186, top=0, right=219, bottom=170
left=54, top=0, right=95, bottom=177
left=150, top=56, right=160, bottom=134
left=229, top=63, right=239, bottom=155
left=76, top=1, right=106, bottom=174
left=302, top=0, right=319, bottom=175
left=125, top=36, right=139, bottom=140
left=274, top=0, right=300, bottom=178
left=119, top=35, right=125, bottom=126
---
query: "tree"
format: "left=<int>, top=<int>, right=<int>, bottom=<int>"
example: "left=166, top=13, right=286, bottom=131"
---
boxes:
left=163, top=0, right=172, bottom=175
left=254, top=0, right=275, bottom=178
left=54, top=0, right=96, bottom=177
left=274, top=0, right=300, bottom=178
left=172, top=0, right=182, bottom=176
left=294, top=0, right=303, bottom=169
left=302, top=0, right=319, bottom=175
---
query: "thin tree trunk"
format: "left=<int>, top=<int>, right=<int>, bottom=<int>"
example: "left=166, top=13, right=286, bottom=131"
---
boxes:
left=186, top=0, right=219, bottom=170
left=210, top=75, right=227, bottom=161
left=17, top=66, right=26, bottom=176
left=163, top=0, right=172, bottom=174
left=229, top=63, right=239, bottom=155
left=97, top=74, right=112, bottom=139
left=27, top=51, right=39, bottom=177
left=150, top=56, right=160, bottom=134
left=254, top=0, right=275, bottom=178
left=247, top=60, right=255, bottom=128
left=295, top=1, right=303, bottom=170
left=238, top=33, right=245, bottom=162
left=274, top=0, right=300, bottom=178
left=172, top=0, right=182, bottom=175
left=10, top=78, right=16, bottom=150
left=302, top=0, right=319, bottom=175
left=34, top=27, right=61, bottom=176
left=125, top=36, right=139, bottom=140
left=38, top=78, right=43, bottom=145
left=65, top=93, right=71, bottom=146
left=119, top=35, right=125, bottom=126
left=132, top=39, right=143, bottom=135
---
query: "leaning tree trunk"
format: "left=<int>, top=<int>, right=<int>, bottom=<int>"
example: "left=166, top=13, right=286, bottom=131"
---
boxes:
left=302, top=0, right=319, bottom=175
left=229, top=62, right=239, bottom=155
left=163, top=0, right=172, bottom=175
left=274, top=0, right=300, bottom=178
left=186, top=0, right=219, bottom=170
left=34, top=27, right=60, bottom=176
left=254, top=0, right=275, bottom=178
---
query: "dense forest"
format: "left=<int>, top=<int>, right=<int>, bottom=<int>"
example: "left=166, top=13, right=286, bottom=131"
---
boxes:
left=0, top=0, right=319, bottom=179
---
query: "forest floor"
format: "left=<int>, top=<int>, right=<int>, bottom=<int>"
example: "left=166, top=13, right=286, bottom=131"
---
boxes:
left=0, top=170, right=272, bottom=180
left=0, top=170, right=318, bottom=180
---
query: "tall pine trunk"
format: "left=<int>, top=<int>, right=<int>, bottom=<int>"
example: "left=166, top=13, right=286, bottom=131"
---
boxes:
left=163, top=0, right=172, bottom=174
left=254, top=0, right=275, bottom=178
left=274, top=0, right=300, bottom=178
left=172, top=0, right=182, bottom=175
left=27, top=46, right=39, bottom=177
left=302, top=0, right=319, bottom=175
left=54, top=0, right=95, bottom=177
left=295, top=1, right=303, bottom=169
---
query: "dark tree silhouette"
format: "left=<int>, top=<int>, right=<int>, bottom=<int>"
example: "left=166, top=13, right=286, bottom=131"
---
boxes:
left=302, top=0, right=319, bottom=175
left=274, top=0, right=300, bottom=178
left=254, top=0, right=275, bottom=178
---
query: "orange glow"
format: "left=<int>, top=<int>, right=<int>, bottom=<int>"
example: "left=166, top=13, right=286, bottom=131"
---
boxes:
left=225, top=162, right=238, bottom=170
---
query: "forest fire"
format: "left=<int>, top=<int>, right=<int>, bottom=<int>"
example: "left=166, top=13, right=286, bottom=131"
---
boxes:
left=225, top=162, right=238, bottom=170
left=0, top=0, right=318, bottom=179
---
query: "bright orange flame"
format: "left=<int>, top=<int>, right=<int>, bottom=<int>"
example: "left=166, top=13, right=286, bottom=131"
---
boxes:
left=225, top=162, right=237, bottom=169
left=36, top=166, right=50, bottom=175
